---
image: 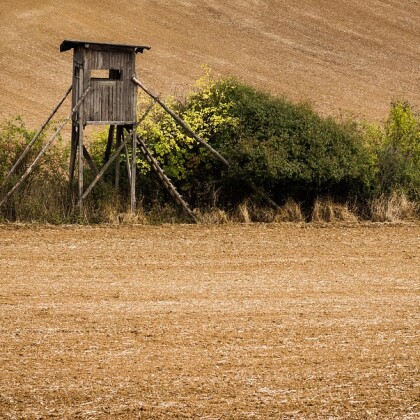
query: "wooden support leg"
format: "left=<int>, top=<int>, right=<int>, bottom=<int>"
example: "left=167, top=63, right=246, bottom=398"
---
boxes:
left=78, top=121, right=84, bottom=215
left=115, top=126, right=122, bottom=192
left=124, top=142, right=132, bottom=189
left=68, top=124, right=78, bottom=206
left=78, top=129, right=132, bottom=205
left=69, top=124, right=78, bottom=185
left=130, top=126, right=137, bottom=213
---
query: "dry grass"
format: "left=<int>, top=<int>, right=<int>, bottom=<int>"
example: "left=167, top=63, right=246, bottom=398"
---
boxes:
left=101, top=195, right=420, bottom=226
left=274, top=198, right=305, bottom=223
left=311, top=198, right=359, bottom=223
left=0, top=224, right=419, bottom=418
left=370, top=192, right=418, bottom=222
left=105, top=206, right=150, bottom=225
left=234, top=201, right=252, bottom=224
left=52, top=194, right=419, bottom=226
left=194, top=207, right=229, bottom=224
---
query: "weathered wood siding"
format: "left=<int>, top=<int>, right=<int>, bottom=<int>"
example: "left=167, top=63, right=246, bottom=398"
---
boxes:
left=72, top=47, right=138, bottom=125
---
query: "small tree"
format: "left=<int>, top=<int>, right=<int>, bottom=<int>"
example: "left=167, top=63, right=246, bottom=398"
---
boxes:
left=378, top=101, right=420, bottom=200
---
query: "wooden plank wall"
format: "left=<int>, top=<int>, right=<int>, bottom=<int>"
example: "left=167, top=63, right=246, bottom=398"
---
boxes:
left=75, top=49, right=137, bottom=124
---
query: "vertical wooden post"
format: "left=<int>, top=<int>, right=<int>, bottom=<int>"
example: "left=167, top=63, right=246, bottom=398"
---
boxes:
left=69, top=124, right=78, bottom=187
left=124, top=142, right=132, bottom=188
left=77, top=65, right=85, bottom=216
left=115, top=126, right=122, bottom=192
left=68, top=124, right=78, bottom=210
left=130, top=125, right=137, bottom=213
left=78, top=121, right=84, bottom=214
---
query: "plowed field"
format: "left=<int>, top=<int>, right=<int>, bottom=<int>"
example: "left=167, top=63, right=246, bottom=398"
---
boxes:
left=0, top=0, right=419, bottom=124
left=0, top=224, right=419, bottom=418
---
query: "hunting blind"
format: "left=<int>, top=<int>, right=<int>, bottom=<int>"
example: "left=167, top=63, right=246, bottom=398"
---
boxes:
left=0, top=40, right=278, bottom=220
left=61, top=40, right=147, bottom=125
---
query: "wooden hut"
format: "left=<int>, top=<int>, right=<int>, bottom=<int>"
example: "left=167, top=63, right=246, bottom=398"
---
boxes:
left=60, top=40, right=150, bottom=125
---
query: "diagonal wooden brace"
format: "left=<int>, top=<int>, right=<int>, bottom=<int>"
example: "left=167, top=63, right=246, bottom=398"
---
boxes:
left=132, top=76, right=229, bottom=167
left=137, top=134, right=196, bottom=222
left=0, top=87, right=90, bottom=209
left=2, top=85, right=72, bottom=187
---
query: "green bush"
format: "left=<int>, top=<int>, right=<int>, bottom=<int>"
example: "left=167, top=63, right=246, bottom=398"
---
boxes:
left=126, top=73, right=373, bottom=210
left=170, top=75, right=371, bottom=207
left=379, top=101, right=419, bottom=200
left=88, top=71, right=418, bottom=213
left=220, top=82, right=371, bottom=201
left=0, top=117, right=68, bottom=222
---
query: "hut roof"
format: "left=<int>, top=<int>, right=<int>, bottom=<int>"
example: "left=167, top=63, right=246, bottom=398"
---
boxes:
left=60, top=40, right=151, bottom=54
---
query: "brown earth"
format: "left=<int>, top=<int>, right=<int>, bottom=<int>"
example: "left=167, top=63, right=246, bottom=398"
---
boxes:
left=0, top=0, right=419, bottom=127
left=0, top=223, right=419, bottom=418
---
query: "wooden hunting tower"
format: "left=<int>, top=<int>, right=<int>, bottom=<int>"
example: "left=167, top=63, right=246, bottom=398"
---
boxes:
left=59, top=40, right=150, bottom=213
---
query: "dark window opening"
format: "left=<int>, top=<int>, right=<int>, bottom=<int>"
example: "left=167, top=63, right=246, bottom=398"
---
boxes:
left=91, top=69, right=123, bottom=80
left=109, top=69, right=122, bottom=80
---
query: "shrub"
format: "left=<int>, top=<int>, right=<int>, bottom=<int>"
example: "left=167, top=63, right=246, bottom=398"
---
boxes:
left=128, top=72, right=373, bottom=211
left=0, top=117, right=69, bottom=222
left=378, top=101, right=420, bottom=200
left=193, top=77, right=372, bottom=206
left=89, top=72, right=418, bottom=218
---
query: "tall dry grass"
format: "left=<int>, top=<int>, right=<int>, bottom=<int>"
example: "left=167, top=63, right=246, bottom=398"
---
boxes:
left=274, top=198, right=305, bottom=222
left=311, top=198, right=359, bottom=223
left=369, top=192, right=418, bottom=222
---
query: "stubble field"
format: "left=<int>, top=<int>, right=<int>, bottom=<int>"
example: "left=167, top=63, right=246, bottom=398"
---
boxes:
left=0, top=223, right=419, bottom=418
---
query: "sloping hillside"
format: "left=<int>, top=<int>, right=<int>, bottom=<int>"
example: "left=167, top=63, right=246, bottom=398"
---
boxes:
left=0, top=0, right=419, bottom=125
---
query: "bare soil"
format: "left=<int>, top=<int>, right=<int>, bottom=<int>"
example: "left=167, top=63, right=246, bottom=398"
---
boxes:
left=0, top=0, right=419, bottom=125
left=0, top=223, right=419, bottom=418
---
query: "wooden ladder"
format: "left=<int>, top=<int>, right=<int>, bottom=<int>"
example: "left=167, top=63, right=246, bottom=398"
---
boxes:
left=136, top=135, right=196, bottom=222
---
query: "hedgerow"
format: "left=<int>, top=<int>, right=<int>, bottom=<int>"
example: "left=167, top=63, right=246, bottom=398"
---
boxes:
left=0, top=70, right=418, bottom=222
left=134, top=71, right=374, bottom=209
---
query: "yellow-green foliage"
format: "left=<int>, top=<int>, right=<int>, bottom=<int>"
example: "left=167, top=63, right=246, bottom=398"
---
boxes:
left=137, top=96, right=192, bottom=180
left=385, top=101, right=420, bottom=195
left=363, top=101, right=420, bottom=200
left=183, top=67, right=239, bottom=139
left=137, top=67, right=239, bottom=182
left=0, top=116, right=39, bottom=183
